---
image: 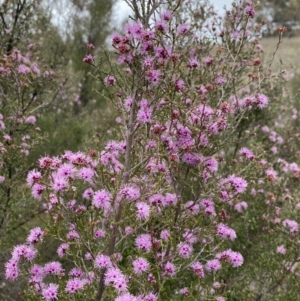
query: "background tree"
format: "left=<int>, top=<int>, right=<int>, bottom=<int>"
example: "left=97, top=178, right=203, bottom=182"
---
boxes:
left=257, top=0, right=300, bottom=36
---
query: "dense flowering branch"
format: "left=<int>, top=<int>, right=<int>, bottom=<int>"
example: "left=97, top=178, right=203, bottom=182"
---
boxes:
left=5, top=0, right=300, bottom=301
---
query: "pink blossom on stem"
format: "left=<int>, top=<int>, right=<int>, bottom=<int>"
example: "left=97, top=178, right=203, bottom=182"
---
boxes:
left=135, top=234, right=152, bottom=253
left=94, top=254, right=112, bottom=269
left=42, top=283, right=59, bottom=301
left=205, top=259, right=221, bottom=272
left=132, top=257, right=150, bottom=274
left=277, top=245, right=286, bottom=254
left=104, top=75, right=116, bottom=86
left=136, top=202, right=150, bottom=220
left=83, top=54, right=94, bottom=63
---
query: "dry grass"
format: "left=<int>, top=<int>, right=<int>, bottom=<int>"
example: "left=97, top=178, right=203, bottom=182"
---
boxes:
left=261, top=36, right=300, bottom=74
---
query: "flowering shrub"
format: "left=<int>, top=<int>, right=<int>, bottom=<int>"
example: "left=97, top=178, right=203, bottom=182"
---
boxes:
left=5, top=0, right=300, bottom=300
left=0, top=45, right=56, bottom=234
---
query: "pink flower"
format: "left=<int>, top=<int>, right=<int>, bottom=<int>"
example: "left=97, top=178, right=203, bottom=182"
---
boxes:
left=216, top=249, right=244, bottom=267
left=182, top=153, right=201, bottom=166
left=203, top=157, right=218, bottom=172
left=146, top=140, right=157, bottom=149
left=283, top=219, right=299, bottom=233
left=161, top=11, right=172, bottom=21
left=190, top=262, right=205, bottom=278
left=163, top=193, right=177, bottom=206
left=163, top=262, right=176, bottom=277
left=177, top=243, right=193, bottom=258
left=277, top=245, right=286, bottom=254
left=271, top=146, right=278, bottom=154
left=125, top=226, right=133, bottom=235
left=104, top=75, right=116, bottom=86
left=183, top=229, right=198, bottom=244
left=154, top=46, right=171, bottom=59
left=111, top=32, right=122, bottom=45
left=86, top=43, right=95, bottom=49
left=255, top=94, right=268, bottom=109
left=244, top=5, right=256, bottom=18
left=39, top=156, right=53, bottom=168
left=83, top=54, right=94, bottom=63
left=149, top=193, right=165, bottom=206
left=135, top=234, right=152, bottom=252
left=51, top=175, right=69, bottom=192
left=145, top=69, right=161, bottom=85
left=200, top=199, right=215, bottom=216
left=12, top=244, right=37, bottom=261
left=92, top=189, right=112, bottom=209
left=137, top=105, right=153, bottom=123
left=160, top=230, right=170, bottom=240
left=132, top=257, right=150, bottom=274
left=27, top=227, right=45, bottom=244
left=228, top=251, right=244, bottom=267
left=225, top=175, right=248, bottom=194
left=143, top=56, right=154, bottom=68
left=239, top=147, right=255, bottom=160
left=144, top=293, right=158, bottom=301
left=26, top=169, right=42, bottom=186
left=155, top=21, right=168, bottom=33
left=175, top=79, right=185, bottom=92
left=65, top=278, right=84, bottom=293
left=136, top=202, right=150, bottom=220
left=187, top=59, right=200, bottom=68
left=234, top=201, right=248, bottom=213
left=115, top=293, right=138, bottom=301
left=57, top=243, right=69, bottom=257
left=204, top=56, right=214, bottom=66
left=42, top=283, right=59, bottom=301
left=31, top=183, right=46, bottom=200
left=44, top=262, right=64, bottom=276
left=25, top=115, right=36, bottom=124
left=216, top=76, right=226, bottom=84
left=67, top=230, right=80, bottom=240
left=77, top=167, right=95, bottom=183
left=124, top=21, right=143, bottom=39
left=68, top=151, right=87, bottom=165
left=69, top=268, right=84, bottom=277
left=104, top=267, right=128, bottom=292
left=183, top=201, right=199, bottom=216
left=179, top=288, right=190, bottom=296
left=5, top=259, right=19, bottom=280
left=177, top=23, right=189, bottom=35
left=94, top=254, right=112, bottom=269
left=120, top=185, right=140, bottom=201
left=266, top=169, right=277, bottom=181
left=217, top=224, right=237, bottom=240
left=31, top=63, right=40, bottom=75
left=18, top=64, right=31, bottom=74
left=83, top=188, right=94, bottom=199
left=205, top=259, right=221, bottom=272
left=30, top=264, right=44, bottom=279
left=94, top=228, right=106, bottom=238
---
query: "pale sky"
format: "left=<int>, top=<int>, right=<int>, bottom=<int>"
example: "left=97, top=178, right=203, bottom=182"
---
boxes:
left=113, top=0, right=234, bottom=26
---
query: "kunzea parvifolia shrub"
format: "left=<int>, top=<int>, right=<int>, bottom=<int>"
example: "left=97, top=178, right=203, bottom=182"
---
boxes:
left=0, top=45, right=56, bottom=239
left=5, top=1, right=300, bottom=300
